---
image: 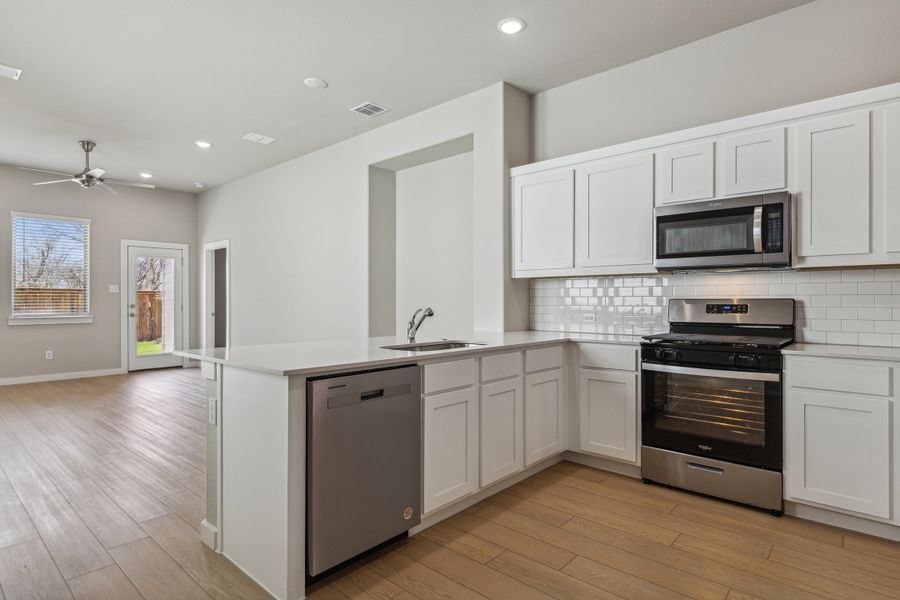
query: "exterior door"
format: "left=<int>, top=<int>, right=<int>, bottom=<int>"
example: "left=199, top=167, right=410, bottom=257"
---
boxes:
left=127, top=245, right=184, bottom=371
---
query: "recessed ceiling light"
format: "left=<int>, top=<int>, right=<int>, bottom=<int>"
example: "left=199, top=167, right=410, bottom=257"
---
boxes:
left=304, top=77, right=328, bottom=89
left=194, top=140, right=212, bottom=149
left=194, top=182, right=206, bottom=189
left=497, top=17, right=526, bottom=34
left=0, top=63, right=22, bottom=81
left=139, top=172, right=153, bottom=179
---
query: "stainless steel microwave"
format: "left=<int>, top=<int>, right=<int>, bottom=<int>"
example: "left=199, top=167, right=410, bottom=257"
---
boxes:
left=654, top=191, right=791, bottom=271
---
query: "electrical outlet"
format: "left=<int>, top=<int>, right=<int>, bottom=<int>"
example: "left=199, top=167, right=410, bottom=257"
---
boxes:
left=44, top=350, right=53, bottom=360
left=109, top=284, right=120, bottom=293
left=582, top=313, right=596, bottom=323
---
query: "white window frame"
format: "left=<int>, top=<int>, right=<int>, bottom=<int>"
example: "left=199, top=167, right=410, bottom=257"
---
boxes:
left=9, top=211, right=93, bottom=325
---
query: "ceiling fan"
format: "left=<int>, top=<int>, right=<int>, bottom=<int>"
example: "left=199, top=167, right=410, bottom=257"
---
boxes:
left=19, top=140, right=156, bottom=193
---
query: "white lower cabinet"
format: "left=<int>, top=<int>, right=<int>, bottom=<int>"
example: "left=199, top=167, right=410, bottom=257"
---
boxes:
left=785, top=355, right=896, bottom=522
left=524, top=368, right=565, bottom=466
left=479, top=377, right=524, bottom=486
left=579, top=369, right=638, bottom=462
left=786, top=388, right=891, bottom=519
left=423, top=386, right=479, bottom=513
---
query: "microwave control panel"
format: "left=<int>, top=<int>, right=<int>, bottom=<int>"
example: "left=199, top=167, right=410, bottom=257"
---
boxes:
left=764, top=205, right=784, bottom=253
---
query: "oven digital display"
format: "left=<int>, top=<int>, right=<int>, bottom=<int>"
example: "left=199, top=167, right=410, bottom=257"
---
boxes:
left=706, top=303, right=749, bottom=314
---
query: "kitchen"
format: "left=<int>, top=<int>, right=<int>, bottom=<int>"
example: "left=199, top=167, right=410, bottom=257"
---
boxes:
left=2, top=2, right=900, bottom=600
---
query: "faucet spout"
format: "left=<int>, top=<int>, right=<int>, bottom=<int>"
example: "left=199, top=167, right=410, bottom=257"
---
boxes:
left=407, top=307, right=434, bottom=343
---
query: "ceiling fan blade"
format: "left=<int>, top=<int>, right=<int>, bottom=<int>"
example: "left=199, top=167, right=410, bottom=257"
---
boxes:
left=32, top=179, right=79, bottom=186
left=104, top=179, right=156, bottom=189
left=96, top=181, right=118, bottom=195
left=20, top=167, right=76, bottom=177
left=86, top=168, right=106, bottom=178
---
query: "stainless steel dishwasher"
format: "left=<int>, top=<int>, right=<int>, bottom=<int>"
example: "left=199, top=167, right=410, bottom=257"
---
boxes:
left=307, top=364, right=421, bottom=577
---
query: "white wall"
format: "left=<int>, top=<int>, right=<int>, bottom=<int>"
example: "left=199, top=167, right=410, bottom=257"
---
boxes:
left=198, top=83, right=530, bottom=346
left=0, top=165, right=198, bottom=380
left=533, top=0, right=900, bottom=161
left=395, top=152, right=473, bottom=338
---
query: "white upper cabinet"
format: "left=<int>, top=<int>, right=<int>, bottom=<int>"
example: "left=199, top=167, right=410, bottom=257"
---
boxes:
left=575, top=154, right=654, bottom=269
left=720, top=127, right=786, bottom=195
left=654, top=141, right=715, bottom=205
left=882, top=102, right=900, bottom=255
left=512, top=168, right=574, bottom=272
left=795, top=110, right=871, bottom=257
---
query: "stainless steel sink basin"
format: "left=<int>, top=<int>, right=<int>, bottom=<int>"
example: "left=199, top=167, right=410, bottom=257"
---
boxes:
left=382, top=340, right=486, bottom=352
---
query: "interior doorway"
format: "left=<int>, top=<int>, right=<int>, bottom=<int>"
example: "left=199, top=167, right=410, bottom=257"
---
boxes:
left=204, top=240, right=230, bottom=349
left=121, top=240, right=190, bottom=371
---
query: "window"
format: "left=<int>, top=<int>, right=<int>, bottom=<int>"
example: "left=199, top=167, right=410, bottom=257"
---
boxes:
left=11, top=212, right=91, bottom=321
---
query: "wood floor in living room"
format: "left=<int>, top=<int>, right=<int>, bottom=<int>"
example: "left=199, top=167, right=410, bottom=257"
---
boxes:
left=1, top=370, right=898, bottom=600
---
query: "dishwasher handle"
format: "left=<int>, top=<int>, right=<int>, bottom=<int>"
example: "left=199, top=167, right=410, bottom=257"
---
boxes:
left=327, top=383, right=412, bottom=409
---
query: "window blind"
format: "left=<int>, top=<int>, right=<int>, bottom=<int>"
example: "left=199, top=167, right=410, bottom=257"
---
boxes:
left=11, top=213, right=91, bottom=316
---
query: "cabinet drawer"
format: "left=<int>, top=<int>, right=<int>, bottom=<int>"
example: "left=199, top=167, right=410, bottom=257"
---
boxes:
left=788, top=357, right=890, bottom=397
left=423, top=359, right=476, bottom=395
left=579, top=344, right=637, bottom=372
left=525, top=346, right=563, bottom=374
left=480, top=351, right=523, bottom=383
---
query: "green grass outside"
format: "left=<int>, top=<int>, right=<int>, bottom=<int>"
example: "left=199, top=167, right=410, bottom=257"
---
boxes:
left=137, top=340, right=163, bottom=355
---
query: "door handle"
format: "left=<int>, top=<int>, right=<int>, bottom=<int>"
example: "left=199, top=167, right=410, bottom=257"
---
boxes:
left=687, top=462, right=725, bottom=475
left=752, top=205, right=763, bottom=253
left=129, top=312, right=135, bottom=317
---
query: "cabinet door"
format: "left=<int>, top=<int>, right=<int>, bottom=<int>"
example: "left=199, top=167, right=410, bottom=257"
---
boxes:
left=524, top=369, right=564, bottom=466
left=479, top=378, right=524, bottom=486
left=786, top=389, right=890, bottom=519
left=721, top=127, right=786, bottom=195
left=655, top=141, right=714, bottom=205
left=575, top=154, right=653, bottom=268
left=579, top=369, right=637, bottom=462
left=423, top=386, right=478, bottom=513
left=796, top=110, right=871, bottom=257
left=512, top=169, right=575, bottom=272
left=883, top=103, right=900, bottom=254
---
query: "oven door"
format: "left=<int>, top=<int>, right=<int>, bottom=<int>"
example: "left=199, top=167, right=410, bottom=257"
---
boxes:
left=641, top=363, right=782, bottom=470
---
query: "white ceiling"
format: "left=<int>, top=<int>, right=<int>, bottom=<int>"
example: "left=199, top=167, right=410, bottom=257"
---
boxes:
left=0, top=0, right=809, bottom=193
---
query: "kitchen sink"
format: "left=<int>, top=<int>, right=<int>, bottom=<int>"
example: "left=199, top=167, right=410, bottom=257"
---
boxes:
left=381, top=340, right=486, bottom=352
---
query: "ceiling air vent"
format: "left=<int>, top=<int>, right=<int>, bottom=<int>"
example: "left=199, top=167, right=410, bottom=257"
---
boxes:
left=351, top=102, right=389, bottom=118
left=242, top=132, right=278, bottom=145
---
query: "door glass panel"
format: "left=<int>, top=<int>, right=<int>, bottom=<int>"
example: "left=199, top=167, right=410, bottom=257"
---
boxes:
left=649, top=372, right=765, bottom=446
left=658, top=211, right=755, bottom=258
left=135, top=256, right=176, bottom=356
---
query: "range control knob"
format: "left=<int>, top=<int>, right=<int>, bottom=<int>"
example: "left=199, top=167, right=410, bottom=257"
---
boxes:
left=654, top=348, right=666, bottom=360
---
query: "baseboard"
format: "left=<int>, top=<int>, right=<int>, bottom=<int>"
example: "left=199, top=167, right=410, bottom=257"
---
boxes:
left=200, top=519, right=219, bottom=549
left=562, top=451, right=641, bottom=478
left=411, top=453, right=566, bottom=534
left=786, top=501, right=900, bottom=542
left=0, top=368, right=126, bottom=387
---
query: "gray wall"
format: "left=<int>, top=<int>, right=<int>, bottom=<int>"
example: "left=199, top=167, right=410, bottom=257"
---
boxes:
left=0, top=165, right=198, bottom=379
left=533, top=0, right=900, bottom=161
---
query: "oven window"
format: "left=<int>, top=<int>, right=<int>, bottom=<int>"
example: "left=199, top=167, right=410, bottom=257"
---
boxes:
left=651, top=373, right=765, bottom=446
left=658, top=213, right=755, bottom=258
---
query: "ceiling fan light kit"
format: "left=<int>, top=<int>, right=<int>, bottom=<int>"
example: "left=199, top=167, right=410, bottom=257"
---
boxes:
left=19, top=140, right=156, bottom=192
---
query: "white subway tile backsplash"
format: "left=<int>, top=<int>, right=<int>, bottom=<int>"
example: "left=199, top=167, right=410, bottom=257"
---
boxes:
left=531, top=267, right=900, bottom=347
left=826, top=282, right=857, bottom=295
left=841, top=269, right=875, bottom=282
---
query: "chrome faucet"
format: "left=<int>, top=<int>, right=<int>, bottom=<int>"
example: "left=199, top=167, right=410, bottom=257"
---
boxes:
left=407, top=308, right=434, bottom=342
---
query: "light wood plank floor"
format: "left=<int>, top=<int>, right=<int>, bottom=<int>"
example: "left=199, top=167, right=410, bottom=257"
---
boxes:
left=3, top=370, right=900, bottom=600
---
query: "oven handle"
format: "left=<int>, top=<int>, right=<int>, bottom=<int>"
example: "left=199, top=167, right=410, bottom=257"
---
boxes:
left=753, top=205, right=763, bottom=253
left=642, top=362, right=780, bottom=382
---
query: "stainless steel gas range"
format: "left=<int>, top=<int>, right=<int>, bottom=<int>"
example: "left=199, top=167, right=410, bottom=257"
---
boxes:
left=640, top=298, right=795, bottom=514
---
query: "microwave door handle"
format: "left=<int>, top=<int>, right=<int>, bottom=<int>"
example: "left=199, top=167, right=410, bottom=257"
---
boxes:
left=753, top=205, right=763, bottom=253
left=642, top=363, right=780, bottom=382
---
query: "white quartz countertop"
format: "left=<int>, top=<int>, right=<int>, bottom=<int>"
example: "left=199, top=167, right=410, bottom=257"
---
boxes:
left=782, top=343, right=900, bottom=362
left=175, top=331, right=642, bottom=377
